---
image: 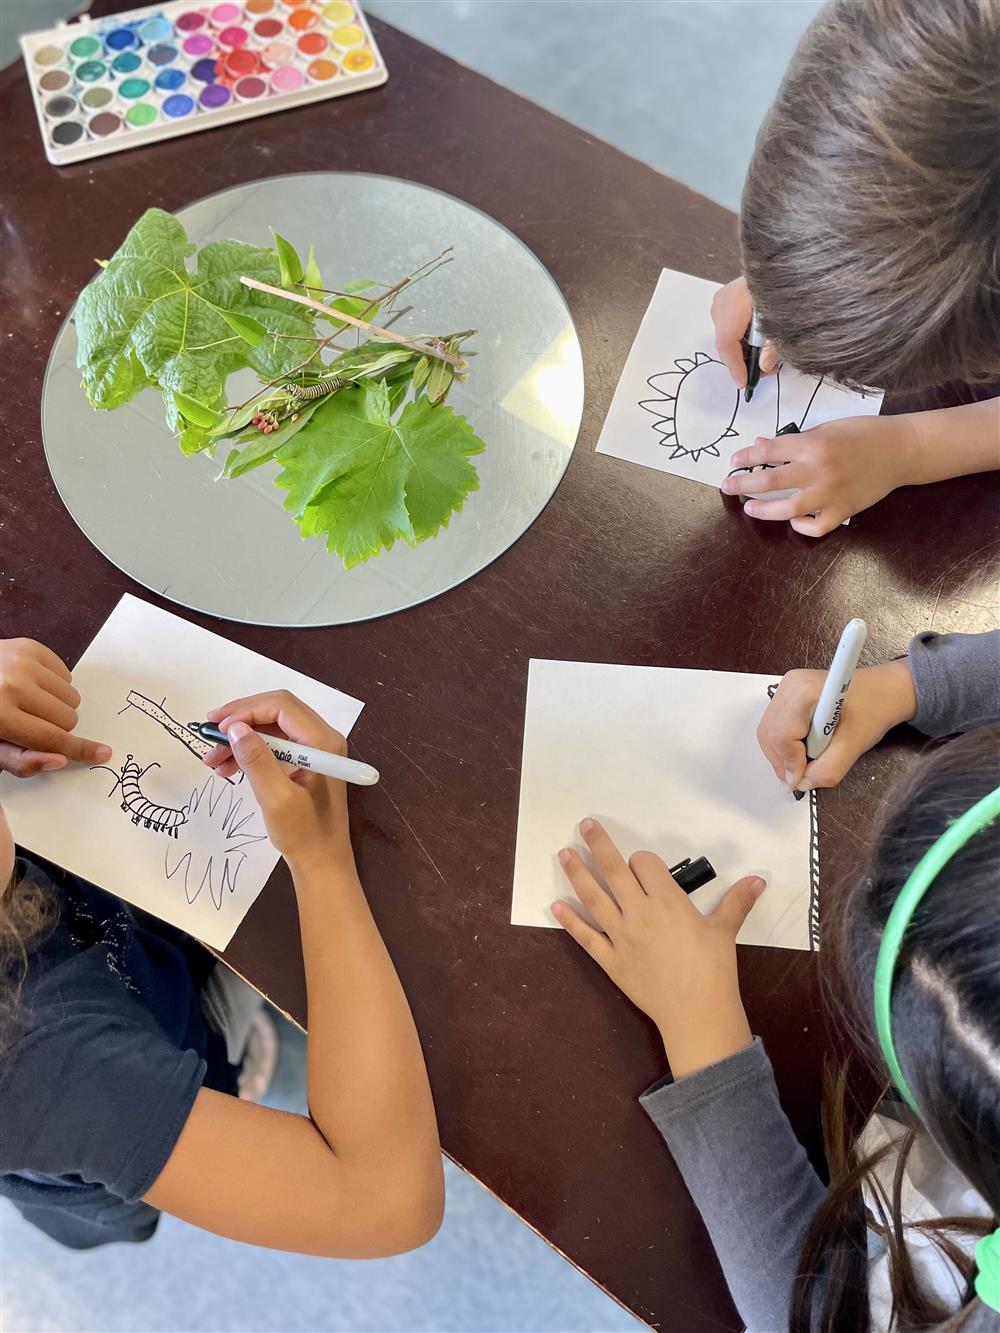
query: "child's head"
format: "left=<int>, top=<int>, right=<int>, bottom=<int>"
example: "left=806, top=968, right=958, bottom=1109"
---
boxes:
left=794, top=725, right=1000, bottom=1331
left=741, top=0, right=1000, bottom=393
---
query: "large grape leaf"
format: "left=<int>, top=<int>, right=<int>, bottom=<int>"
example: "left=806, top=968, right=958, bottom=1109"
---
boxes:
left=75, top=208, right=317, bottom=454
left=275, top=380, right=485, bottom=568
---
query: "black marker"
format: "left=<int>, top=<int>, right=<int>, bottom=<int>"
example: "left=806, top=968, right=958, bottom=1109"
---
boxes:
left=744, top=310, right=765, bottom=402
left=669, top=856, right=717, bottom=894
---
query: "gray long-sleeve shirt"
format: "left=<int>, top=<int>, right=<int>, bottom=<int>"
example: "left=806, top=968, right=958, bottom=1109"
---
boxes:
left=640, top=630, right=1000, bottom=1332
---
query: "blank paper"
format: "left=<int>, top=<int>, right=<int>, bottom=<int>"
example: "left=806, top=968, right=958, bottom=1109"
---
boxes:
left=511, top=659, right=819, bottom=951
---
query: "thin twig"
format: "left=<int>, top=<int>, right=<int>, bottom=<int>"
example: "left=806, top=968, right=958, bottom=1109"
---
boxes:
left=241, top=276, right=465, bottom=369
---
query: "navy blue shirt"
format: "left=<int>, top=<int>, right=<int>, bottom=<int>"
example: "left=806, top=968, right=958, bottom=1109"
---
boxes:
left=0, top=854, right=237, bottom=1248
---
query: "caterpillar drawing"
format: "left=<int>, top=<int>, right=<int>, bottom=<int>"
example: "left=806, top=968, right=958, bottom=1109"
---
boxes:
left=92, top=755, right=188, bottom=838
left=285, top=377, right=347, bottom=400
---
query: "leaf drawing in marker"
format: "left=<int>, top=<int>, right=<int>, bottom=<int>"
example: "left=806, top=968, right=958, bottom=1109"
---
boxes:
left=91, top=755, right=188, bottom=838
left=638, top=353, right=739, bottom=463
left=164, top=774, right=267, bottom=910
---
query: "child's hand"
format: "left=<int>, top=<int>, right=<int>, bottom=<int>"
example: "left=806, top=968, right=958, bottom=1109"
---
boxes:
left=202, top=691, right=352, bottom=871
left=721, top=413, right=918, bottom=535
left=710, top=276, right=780, bottom=388
left=0, top=638, right=111, bottom=778
left=552, top=819, right=765, bottom=1080
left=758, top=660, right=917, bottom=793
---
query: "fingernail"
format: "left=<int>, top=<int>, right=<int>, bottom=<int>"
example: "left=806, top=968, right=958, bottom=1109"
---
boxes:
left=551, top=901, right=566, bottom=918
left=42, top=757, right=67, bottom=771
left=730, top=449, right=747, bottom=466
left=579, top=817, right=594, bottom=835
left=744, top=502, right=758, bottom=518
left=558, top=848, right=573, bottom=866
left=721, top=476, right=736, bottom=495
left=228, top=721, right=251, bottom=742
left=798, top=779, right=814, bottom=792
left=748, top=877, right=767, bottom=897
left=95, top=744, right=112, bottom=761
left=784, top=768, right=797, bottom=787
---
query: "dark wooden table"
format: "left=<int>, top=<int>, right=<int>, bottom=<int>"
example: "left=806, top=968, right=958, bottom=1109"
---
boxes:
left=3, top=12, right=998, bottom=1330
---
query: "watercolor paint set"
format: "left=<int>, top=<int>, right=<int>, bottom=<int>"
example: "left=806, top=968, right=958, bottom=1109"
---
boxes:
left=20, top=0, right=387, bottom=166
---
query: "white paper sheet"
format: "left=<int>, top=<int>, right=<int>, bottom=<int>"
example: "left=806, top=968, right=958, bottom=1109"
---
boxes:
left=595, top=268, right=884, bottom=499
left=511, top=659, right=819, bottom=951
left=4, top=595, right=364, bottom=949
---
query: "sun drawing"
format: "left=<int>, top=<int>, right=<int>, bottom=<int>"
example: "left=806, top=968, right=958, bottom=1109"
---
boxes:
left=638, top=353, right=739, bottom=463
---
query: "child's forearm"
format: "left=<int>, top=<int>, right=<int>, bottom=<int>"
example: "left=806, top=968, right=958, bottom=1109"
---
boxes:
left=290, top=851, right=441, bottom=1193
left=900, top=399, right=1000, bottom=486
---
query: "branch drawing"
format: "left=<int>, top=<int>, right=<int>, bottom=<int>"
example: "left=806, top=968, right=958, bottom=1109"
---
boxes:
left=119, top=689, right=241, bottom=783
left=91, top=755, right=188, bottom=837
left=638, top=353, right=739, bottom=463
left=164, top=775, right=267, bottom=911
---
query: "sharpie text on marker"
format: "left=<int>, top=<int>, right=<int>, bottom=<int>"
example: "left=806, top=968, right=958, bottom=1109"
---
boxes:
left=189, top=722, right=380, bottom=787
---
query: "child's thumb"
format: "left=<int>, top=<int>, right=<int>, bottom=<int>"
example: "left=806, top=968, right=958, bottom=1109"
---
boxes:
left=712, top=876, right=767, bottom=937
left=228, top=723, right=285, bottom=802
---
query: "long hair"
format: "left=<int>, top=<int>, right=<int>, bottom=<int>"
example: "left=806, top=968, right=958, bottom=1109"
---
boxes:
left=0, top=869, right=57, bottom=1053
left=791, top=726, right=1000, bottom=1330
left=741, top=0, right=1000, bottom=393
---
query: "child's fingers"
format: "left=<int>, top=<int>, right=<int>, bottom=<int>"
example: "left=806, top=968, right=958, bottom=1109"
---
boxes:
left=0, top=743, right=68, bottom=778
left=551, top=899, right=614, bottom=968
left=17, top=639, right=73, bottom=684
left=759, top=342, right=781, bottom=375
left=743, top=492, right=823, bottom=522
left=710, top=876, right=767, bottom=937
left=17, top=683, right=79, bottom=734
left=209, top=692, right=345, bottom=753
left=728, top=437, right=800, bottom=470
left=557, top=847, right=620, bottom=932
left=790, top=512, right=843, bottom=538
left=34, top=666, right=81, bottom=711
left=721, top=463, right=806, bottom=497
left=714, top=327, right=748, bottom=387
left=579, top=818, right=645, bottom=905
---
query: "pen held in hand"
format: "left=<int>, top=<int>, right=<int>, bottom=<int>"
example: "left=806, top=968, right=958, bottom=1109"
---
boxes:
left=793, top=617, right=868, bottom=800
left=189, top=722, right=380, bottom=787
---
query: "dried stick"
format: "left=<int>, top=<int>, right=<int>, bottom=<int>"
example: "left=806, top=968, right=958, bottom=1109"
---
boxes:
left=240, top=276, right=465, bottom=369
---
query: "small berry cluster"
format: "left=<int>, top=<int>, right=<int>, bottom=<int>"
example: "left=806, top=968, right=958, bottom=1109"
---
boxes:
left=252, top=411, right=281, bottom=435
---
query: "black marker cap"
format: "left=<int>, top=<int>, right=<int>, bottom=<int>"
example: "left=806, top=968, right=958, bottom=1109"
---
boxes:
left=671, top=856, right=717, bottom=894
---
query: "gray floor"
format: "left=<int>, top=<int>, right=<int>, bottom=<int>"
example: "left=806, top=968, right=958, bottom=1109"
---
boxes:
left=1, top=2, right=822, bottom=1330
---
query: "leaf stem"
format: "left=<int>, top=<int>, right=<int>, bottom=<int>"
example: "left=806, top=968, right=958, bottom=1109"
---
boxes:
left=240, top=276, right=466, bottom=369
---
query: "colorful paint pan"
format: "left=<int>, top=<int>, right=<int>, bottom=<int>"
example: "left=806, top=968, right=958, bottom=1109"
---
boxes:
left=234, top=74, right=267, bottom=100
left=52, top=120, right=85, bottom=145
left=44, top=93, right=77, bottom=119
left=39, top=69, right=71, bottom=92
left=80, top=85, right=113, bottom=109
left=163, top=92, right=196, bottom=117
left=156, top=67, right=187, bottom=91
left=270, top=64, right=304, bottom=92
left=118, top=77, right=151, bottom=99
left=69, top=34, right=101, bottom=60
left=200, top=82, right=232, bottom=108
left=261, top=39, right=294, bottom=65
left=105, top=27, right=138, bottom=51
left=21, top=0, right=387, bottom=166
left=298, top=31, right=328, bottom=56
left=76, top=59, right=107, bottom=82
left=126, top=101, right=159, bottom=126
left=342, top=47, right=374, bottom=73
left=307, top=56, right=337, bottom=81
left=88, top=109, right=122, bottom=136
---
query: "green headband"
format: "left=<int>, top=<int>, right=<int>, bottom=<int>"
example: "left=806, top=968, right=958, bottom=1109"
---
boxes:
left=873, top=783, right=1000, bottom=1313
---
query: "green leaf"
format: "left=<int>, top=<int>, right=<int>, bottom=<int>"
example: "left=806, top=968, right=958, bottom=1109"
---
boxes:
left=426, top=357, right=454, bottom=404
left=319, top=295, right=381, bottom=329
left=272, top=230, right=303, bottom=286
left=274, top=381, right=485, bottom=568
left=343, top=279, right=377, bottom=294
left=301, top=245, right=323, bottom=296
left=76, top=209, right=316, bottom=445
left=219, top=400, right=322, bottom=477
left=218, top=309, right=266, bottom=347
left=174, top=392, right=224, bottom=428
left=411, top=356, right=431, bottom=392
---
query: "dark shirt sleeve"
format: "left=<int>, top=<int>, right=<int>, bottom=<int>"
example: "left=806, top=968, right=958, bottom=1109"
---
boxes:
left=0, top=950, right=206, bottom=1202
left=639, top=1039, right=826, bottom=1333
left=908, top=630, right=1000, bottom=737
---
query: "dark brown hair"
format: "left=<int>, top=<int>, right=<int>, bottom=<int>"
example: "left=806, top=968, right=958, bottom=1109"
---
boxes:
left=741, top=0, right=1000, bottom=393
left=791, top=725, right=1000, bottom=1331
left=0, top=870, right=57, bottom=1052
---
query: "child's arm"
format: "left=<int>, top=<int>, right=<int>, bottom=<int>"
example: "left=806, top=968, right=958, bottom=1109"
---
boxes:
left=721, top=400, right=1000, bottom=535
left=0, top=638, right=112, bottom=777
left=552, top=820, right=826, bottom=1330
left=144, top=693, right=443, bottom=1257
left=759, top=630, right=1000, bottom=791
